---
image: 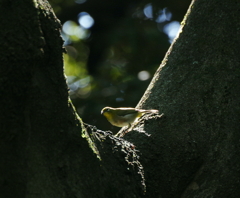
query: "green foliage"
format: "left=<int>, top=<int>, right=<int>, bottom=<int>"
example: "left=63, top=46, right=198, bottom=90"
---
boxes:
left=48, top=0, right=190, bottom=130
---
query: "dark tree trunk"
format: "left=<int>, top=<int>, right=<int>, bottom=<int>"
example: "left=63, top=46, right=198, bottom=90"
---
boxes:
left=0, top=0, right=240, bottom=198
left=0, top=0, right=98, bottom=197
left=134, top=0, right=240, bottom=197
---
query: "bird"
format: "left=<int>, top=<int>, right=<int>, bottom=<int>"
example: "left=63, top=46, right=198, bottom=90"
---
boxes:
left=101, top=107, right=159, bottom=128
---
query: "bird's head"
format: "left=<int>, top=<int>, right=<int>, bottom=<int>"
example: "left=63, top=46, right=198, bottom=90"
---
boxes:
left=101, top=107, right=113, bottom=115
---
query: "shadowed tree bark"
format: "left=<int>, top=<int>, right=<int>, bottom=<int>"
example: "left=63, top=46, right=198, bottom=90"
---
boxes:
left=0, top=0, right=240, bottom=198
left=132, top=0, right=240, bottom=197
left=0, top=0, right=99, bottom=197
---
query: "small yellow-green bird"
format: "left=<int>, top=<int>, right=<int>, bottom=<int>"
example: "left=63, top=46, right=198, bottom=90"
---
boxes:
left=101, top=107, right=159, bottom=128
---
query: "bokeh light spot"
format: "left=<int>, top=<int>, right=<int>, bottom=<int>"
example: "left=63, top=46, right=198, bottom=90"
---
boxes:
left=138, top=70, right=150, bottom=81
left=163, top=21, right=180, bottom=43
left=78, top=12, right=94, bottom=29
left=143, top=4, right=153, bottom=19
left=156, top=8, right=172, bottom=23
left=62, top=21, right=76, bottom=35
left=62, top=20, right=88, bottom=40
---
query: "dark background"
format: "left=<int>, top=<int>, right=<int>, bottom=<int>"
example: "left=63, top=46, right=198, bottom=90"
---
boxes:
left=48, top=0, right=192, bottom=132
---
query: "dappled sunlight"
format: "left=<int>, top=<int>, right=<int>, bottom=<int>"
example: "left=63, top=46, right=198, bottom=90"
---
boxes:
left=62, top=20, right=89, bottom=43
left=51, top=0, right=188, bottom=129
left=138, top=70, right=151, bottom=81
left=163, top=21, right=181, bottom=43
left=143, top=3, right=153, bottom=18
left=156, top=8, right=172, bottom=23
left=78, top=12, right=94, bottom=29
left=142, top=3, right=180, bottom=43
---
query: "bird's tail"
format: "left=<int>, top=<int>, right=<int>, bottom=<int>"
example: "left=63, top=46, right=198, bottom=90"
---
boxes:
left=140, top=109, right=159, bottom=114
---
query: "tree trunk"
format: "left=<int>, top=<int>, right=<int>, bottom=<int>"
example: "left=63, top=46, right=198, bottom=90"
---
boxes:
left=133, top=0, right=240, bottom=197
left=0, top=0, right=99, bottom=197
left=1, top=0, right=240, bottom=198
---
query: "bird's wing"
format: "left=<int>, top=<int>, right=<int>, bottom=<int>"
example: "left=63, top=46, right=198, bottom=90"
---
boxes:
left=115, top=108, right=138, bottom=116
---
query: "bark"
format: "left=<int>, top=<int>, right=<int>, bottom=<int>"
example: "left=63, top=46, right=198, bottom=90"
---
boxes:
left=0, top=0, right=99, bottom=197
left=0, top=1, right=144, bottom=198
left=1, top=0, right=240, bottom=198
left=132, top=0, right=240, bottom=197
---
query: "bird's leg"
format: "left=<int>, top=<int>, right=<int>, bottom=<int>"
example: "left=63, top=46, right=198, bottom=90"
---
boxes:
left=117, top=124, right=132, bottom=137
left=126, top=123, right=132, bottom=132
